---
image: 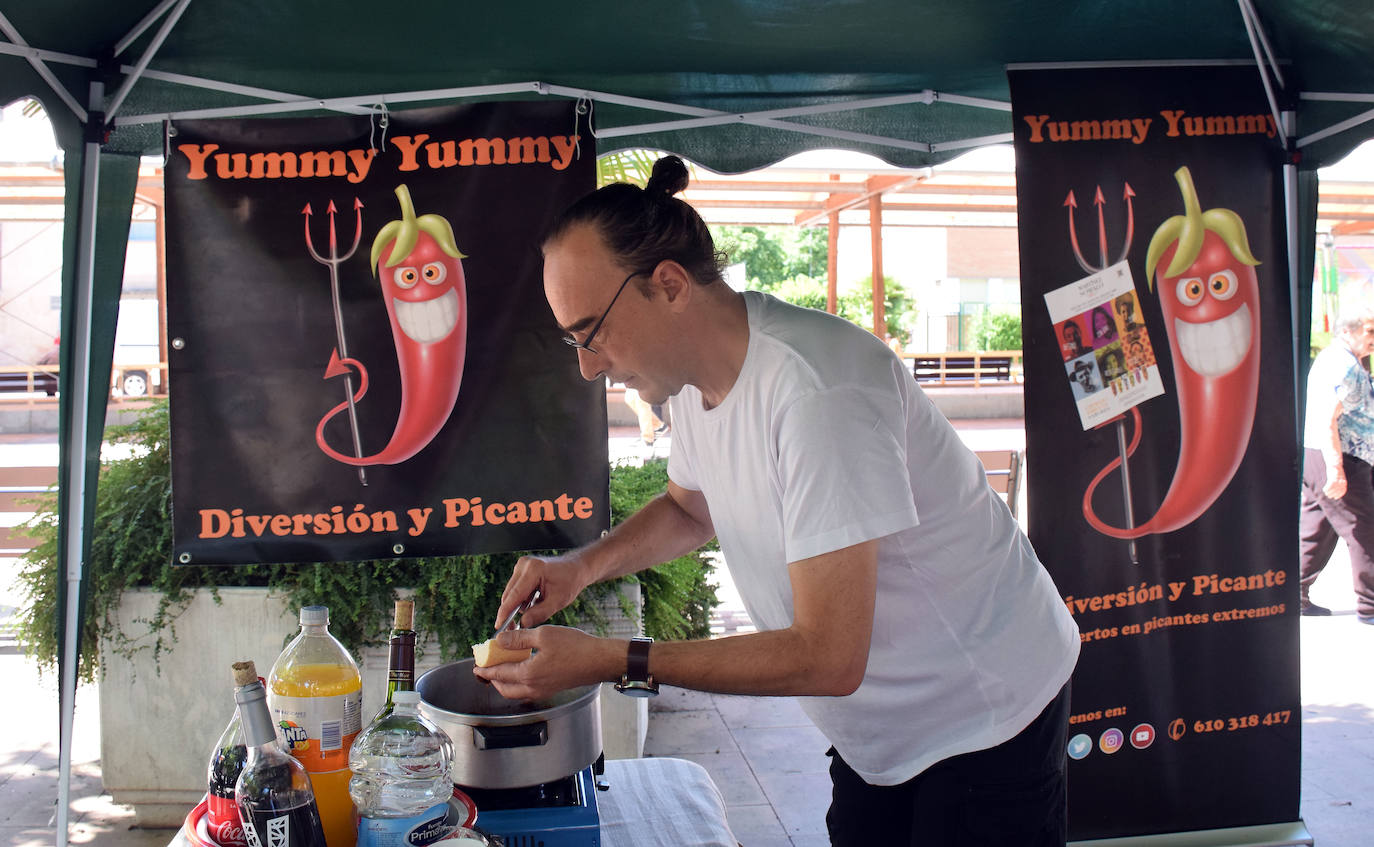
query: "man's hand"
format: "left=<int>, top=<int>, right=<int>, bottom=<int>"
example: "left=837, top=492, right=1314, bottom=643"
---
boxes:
left=494, top=552, right=591, bottom=630
left=471, top=626, right=618, bottom=702
left=1324, top=465, right=1347, bottom=499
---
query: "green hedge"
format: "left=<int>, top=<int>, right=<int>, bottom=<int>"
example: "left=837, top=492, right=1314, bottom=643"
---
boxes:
left=14, top=401, right=718, bottom=681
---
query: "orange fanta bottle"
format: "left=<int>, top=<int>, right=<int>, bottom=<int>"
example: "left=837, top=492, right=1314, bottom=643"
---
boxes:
left=268, top=606, right=363, bottom=847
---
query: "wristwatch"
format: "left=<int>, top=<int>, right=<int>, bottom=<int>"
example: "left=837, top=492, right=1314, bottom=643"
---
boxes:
left=615, top=636, right=659, bottom=697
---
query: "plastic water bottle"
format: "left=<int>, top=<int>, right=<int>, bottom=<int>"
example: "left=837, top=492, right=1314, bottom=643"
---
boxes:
left=348, top=690, right=456, bottom=846
left=268, top=605, right=363, bottom=847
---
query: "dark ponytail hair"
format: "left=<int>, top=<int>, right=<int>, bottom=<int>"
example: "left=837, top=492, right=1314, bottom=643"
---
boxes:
left=542, top=155, right=727, bottom=286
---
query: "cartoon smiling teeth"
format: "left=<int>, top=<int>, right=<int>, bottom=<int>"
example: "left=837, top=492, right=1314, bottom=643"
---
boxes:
left=1083, top=166, right=1261, bottom=538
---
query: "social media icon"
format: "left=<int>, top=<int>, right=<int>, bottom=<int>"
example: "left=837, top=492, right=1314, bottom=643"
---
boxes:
left=1067, top=733, right=1092, bottom=760
left=1131, top=723, right=1155, bottom=749
left=1099, top=728, right=1124, bottom=754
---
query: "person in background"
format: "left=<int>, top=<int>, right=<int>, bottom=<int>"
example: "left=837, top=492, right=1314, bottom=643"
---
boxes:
left=621, top=384, right=666, bottom=446
left=476, top=155, right=1080, bottom=846
left=1299, top=306, right=1374, bottom=624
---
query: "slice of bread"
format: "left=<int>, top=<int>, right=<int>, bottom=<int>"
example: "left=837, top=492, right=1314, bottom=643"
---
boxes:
left=472, top=638, right=532, bottom=667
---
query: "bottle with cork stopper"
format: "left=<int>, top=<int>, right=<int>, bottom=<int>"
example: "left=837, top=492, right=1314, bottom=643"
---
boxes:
left=231, top=660, right=326, bottom=847
left=373, top=599, right=416, bottom=723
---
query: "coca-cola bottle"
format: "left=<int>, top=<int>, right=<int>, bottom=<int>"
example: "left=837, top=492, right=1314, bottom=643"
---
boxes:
left=207, top=705, right=248, bottom=847
left=231, top=660, right=327, bottom=847
left=371, top=599, right=416, bottom=723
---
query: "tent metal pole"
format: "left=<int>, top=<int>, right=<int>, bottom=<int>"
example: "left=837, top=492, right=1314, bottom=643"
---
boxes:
left=1283, top=110, right=1302, bottom=441
left=599, top=91, right=938, bottom=136
left=112, top=81, right=541, bottom=125
left=735, top=119, right=932, bottom=153
left=932, top=92, right=1013, bottom=112
left=135, top=66, right=373, bottom=115
left=539, top=83, right=720, bottom=117
left=931, top=132, right=1015, bottom=153
left=1297, top=106, right=1374, bottom=149
left=0, top=40, right=96, bottom=69
left=106, top=0, right=193, bottom=120
left=1238, top=0, right=1285, bottom=89
left=0, top=41, right=372, bottom=117
left=114, top=0, right=188, bottom=57
left=0, top=12, right=87, bottom=121
left=1302, top=91, right=1374, bottom=103
left=55, top=79, right=103, bottom=847
left=599, top=110, right=934, bottom=153
left=1237, top=0, right=1283, bottom=141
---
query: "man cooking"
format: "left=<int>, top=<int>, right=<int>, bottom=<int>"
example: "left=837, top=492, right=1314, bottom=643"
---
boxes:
left=474, top=156, right=1080, bottom=846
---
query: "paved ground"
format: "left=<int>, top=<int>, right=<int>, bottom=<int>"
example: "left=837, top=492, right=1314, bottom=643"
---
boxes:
left=3, top=423, right=1372, bottom=846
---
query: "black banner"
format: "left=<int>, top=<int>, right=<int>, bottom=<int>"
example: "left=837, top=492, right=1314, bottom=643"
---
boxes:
left=1009, top=66, right=1300, bottom=840
left=166, top=102, right=607, bottom=565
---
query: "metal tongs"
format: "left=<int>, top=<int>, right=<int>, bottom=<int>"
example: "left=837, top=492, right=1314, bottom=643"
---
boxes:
left=493, top=588, right=542, bottom=638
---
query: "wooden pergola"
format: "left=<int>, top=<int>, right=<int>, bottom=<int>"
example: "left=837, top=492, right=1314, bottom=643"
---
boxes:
left=678, top=153, right=1374, bottom=337
left=3, top=156, right=1374, bottom=350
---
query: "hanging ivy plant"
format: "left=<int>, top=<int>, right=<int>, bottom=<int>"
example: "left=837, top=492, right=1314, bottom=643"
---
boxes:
left=13, top=400, right=718, bottom=681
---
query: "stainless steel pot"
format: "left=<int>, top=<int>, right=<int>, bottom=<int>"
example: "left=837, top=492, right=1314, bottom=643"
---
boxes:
left=416, top=659, right=602, bottom=790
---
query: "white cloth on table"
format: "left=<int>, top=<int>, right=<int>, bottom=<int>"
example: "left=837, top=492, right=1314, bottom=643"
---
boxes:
left=600, top=757, right=737, bottom=847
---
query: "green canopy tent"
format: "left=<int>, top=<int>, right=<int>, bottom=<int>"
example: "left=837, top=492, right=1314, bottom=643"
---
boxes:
left=3, top=1, right=1374, bottom=842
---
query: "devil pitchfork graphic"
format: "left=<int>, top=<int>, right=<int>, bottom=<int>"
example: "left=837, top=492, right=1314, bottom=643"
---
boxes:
left=1065, top=181, right=1139, bottom=561
left=304, top=197, right=369, bottom=485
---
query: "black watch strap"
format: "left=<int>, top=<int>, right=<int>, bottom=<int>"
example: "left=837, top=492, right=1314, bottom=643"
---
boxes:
left=616, top=636, right=658, bottom=696
left=626, top=636, right=652, bottom=682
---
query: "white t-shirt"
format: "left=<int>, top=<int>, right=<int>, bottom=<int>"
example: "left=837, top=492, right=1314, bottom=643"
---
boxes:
left=668, top=292, right=1080, bottom=786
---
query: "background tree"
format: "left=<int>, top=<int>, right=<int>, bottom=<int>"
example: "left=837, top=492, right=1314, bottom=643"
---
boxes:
left=711, top=225, right=828, bottom=291
left=973, top=310, right=1023, bottom=351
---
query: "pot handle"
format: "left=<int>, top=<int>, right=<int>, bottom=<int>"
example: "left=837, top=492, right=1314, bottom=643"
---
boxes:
left=473, top=721, right=549, bottom=750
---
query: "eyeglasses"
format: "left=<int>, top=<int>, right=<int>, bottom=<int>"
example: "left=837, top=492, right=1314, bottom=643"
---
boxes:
left=562, top=269, right=648, bottom=355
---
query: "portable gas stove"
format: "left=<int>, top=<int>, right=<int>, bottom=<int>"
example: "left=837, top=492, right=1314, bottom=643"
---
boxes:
left=458, top=761, right=604, bottom=847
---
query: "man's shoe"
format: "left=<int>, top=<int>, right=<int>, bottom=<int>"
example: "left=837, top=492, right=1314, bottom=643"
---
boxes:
left=1300, top=601, right=1332, bottom=616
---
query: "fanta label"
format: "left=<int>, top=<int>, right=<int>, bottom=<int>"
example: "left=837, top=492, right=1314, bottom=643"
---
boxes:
left=268, top=691, right=363, bottom=771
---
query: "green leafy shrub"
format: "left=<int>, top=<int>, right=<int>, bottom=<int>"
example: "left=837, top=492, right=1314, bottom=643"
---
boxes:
left=15, top=401, right=718, bottom=681
left=973, top=310, right=1023, bottom=351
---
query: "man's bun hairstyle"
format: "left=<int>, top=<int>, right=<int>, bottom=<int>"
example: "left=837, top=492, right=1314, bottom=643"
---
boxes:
left=543, top=154, right=726, bottom=286
left=644, top=155, right=690, bottom=198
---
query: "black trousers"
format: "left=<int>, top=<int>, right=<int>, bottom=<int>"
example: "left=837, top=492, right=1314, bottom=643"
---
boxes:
left=1299, top=448, right=1374, bottom=617
left=826, top=682, right=1071, bottom=846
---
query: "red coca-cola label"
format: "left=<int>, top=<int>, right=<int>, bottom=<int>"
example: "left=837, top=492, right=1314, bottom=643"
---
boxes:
left=207, top=794, right=248, bottom=847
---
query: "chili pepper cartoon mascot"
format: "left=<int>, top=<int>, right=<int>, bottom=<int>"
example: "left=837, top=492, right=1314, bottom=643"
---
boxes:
left=315, top=184, right=468, bottom=465
left=1083, top=166, right=1261, bottom=537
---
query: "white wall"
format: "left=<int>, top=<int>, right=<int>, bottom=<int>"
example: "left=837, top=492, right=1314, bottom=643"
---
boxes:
left=0, top=220, right=64, bottom=366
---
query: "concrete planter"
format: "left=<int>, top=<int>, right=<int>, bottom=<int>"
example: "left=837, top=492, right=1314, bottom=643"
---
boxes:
left=572, top=581, right=649, bottom=764
left=99, top=584, right=646, bottom=827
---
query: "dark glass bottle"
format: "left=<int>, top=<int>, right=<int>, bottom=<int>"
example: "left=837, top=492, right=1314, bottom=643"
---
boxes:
left=231, top=660, right=327, bottom=847
left=373, top=599, right=416, bottom=723
left=207, top=706, right=248, bottom=847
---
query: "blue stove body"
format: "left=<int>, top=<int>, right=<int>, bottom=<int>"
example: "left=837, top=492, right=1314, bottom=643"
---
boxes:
left=462, top=766, right=601, bottom=847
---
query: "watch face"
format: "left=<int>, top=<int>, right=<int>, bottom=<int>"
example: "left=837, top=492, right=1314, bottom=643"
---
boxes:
left=616, top=679, right=659, bottom=697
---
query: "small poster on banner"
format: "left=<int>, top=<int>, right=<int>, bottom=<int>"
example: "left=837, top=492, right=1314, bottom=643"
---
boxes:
left=1044, top=261, right=1164, bottom=429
